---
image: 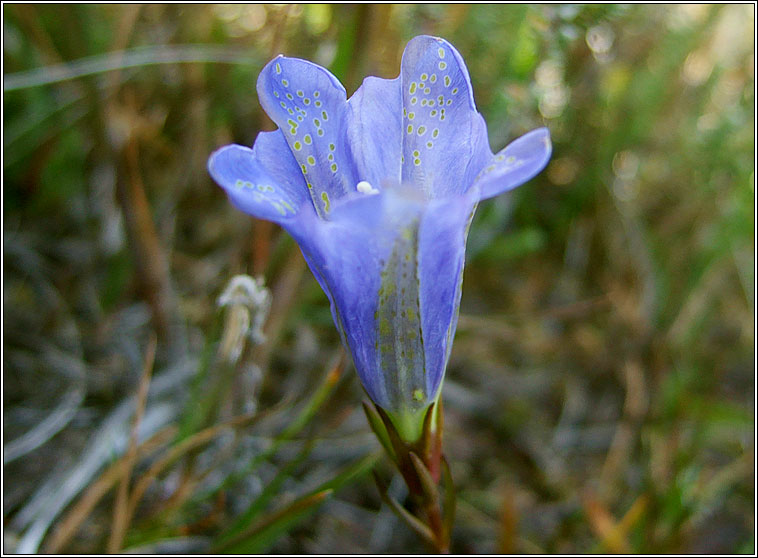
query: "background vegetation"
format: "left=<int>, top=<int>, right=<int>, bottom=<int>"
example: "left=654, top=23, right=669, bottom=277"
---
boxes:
left=3, top=4, right=754, bottom=554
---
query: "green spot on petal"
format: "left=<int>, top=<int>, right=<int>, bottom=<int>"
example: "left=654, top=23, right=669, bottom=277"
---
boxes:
left=321, top=192, right=330, bottom=212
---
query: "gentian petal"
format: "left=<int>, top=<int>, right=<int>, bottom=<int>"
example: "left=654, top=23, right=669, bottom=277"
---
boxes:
left=208, top=132, right=310, bottom=224
left=257, top=56, right=359, bottom=218
left=399, top=36, right=492, bottom=198
left=291, top=189, right=437, bottom=418
left=418, top=192, right=478, bottom=399
left=471, top=127, right=552, bottom=200
left=346, top=75, right=403, bottom=190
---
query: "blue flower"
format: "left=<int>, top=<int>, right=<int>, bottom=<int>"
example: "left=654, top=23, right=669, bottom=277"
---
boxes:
left=208, top=36, right=551, bottom=441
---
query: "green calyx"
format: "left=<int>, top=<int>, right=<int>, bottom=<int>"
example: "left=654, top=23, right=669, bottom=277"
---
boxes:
left=386, top=404, right=431, bottom=444
left=385, top=391, right=442, bottom=445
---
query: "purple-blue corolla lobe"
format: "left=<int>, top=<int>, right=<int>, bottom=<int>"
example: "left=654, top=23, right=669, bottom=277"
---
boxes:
left=208, top=35, right=551, bottom=441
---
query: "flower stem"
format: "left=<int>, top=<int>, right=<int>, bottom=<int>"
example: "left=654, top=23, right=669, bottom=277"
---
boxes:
left=366, top=400, right=455, bottom=553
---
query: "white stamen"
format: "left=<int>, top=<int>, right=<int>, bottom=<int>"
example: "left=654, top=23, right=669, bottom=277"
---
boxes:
left=356, top=180, right=379, bottom=195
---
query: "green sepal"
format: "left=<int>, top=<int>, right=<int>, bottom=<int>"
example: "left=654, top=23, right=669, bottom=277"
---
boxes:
left=441, top=455, right=456, bottom=545
left=362, top=400, right=397, bottom=464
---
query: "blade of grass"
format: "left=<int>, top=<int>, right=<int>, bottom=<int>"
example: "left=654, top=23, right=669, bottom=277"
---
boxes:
left=216, top=452, right=379, bottom=554
left=4, top=44, right=262, bottom=91
left=44, top=426, right=175, bottom=554
left=197, top=351, right=345, bottom=500
left=108, top=334, right=157, bottom=553
left=175, top=310, right=225, bottom=442
left=214, top=440, right=316, bottom=547
left=315, top=452, right=381, bottom=494
left=213, top=489, right=333, bottom=553
left=126, top=411, right=266, bottom=526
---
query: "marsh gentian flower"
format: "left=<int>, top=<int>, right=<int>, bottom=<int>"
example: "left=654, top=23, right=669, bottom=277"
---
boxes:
left=209, top=36, right=551, bottom=441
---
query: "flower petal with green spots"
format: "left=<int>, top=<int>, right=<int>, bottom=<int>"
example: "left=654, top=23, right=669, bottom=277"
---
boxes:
left=208, top=35, right=552, bottom=441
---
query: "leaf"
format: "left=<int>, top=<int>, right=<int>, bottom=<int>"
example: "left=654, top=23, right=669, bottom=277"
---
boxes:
left=409, top=452, right=439, bottom=508
left=441, top=455, right=456, bottom=544
left=372, top=471, right=435, bottom=546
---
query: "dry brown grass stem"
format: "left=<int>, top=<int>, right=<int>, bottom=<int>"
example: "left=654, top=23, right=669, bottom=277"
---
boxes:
left=107, top=334, right=157, bottom=553
left=44, top=427, right=176, bottom=554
